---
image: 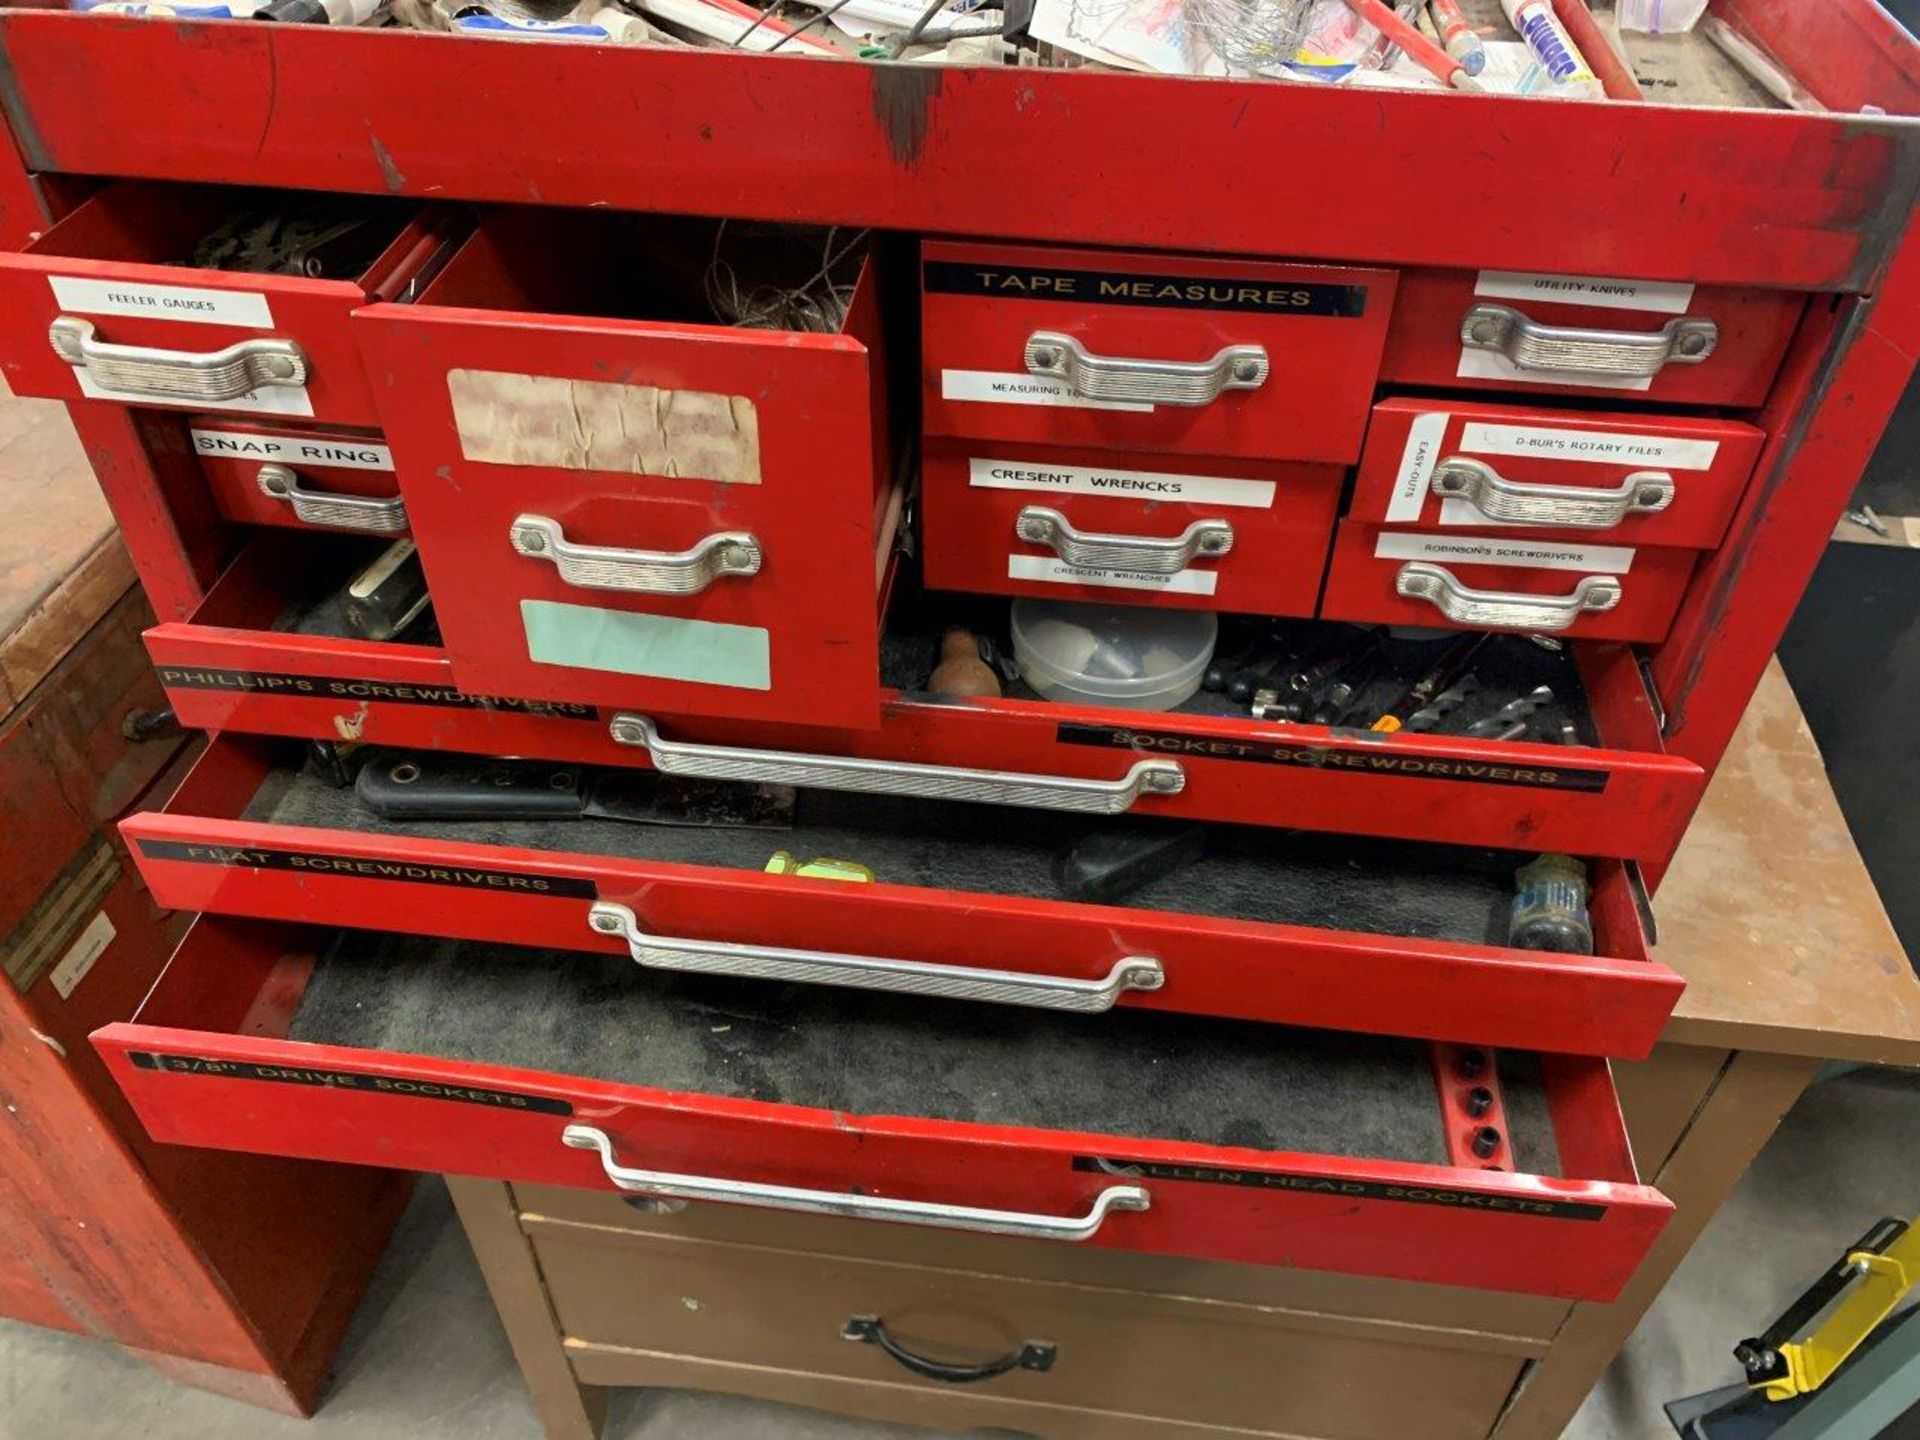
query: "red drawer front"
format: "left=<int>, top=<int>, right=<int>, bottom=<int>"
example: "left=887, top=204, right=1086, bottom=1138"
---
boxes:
left=1353, top=399, right=1766, bottom=551
left=96, top=917, right=1671, bottom=1302
left=188, top=417, right=407, bottom=535
left=0, top=183, right=448, bottom=427
left=922, top=242, right=1396, bottom=464
left=1322, top=523, right=1697, bottom=645
left=921, top=440, right=1338, bottom=615
left=352, top=232, right=886, bottom=732
left=1382, top=270, right=1804, bottom=407
left=122, top=737, right=1684, bottom=1060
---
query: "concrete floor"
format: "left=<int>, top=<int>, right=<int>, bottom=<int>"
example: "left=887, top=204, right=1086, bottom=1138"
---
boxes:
left=2, top=1067, right=1916, bottom=1440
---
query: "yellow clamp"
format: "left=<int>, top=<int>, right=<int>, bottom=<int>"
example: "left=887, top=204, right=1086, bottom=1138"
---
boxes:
left=1763, top=1230, right=1920, bottom=1401
left=764, top=851, right=874, bottom=884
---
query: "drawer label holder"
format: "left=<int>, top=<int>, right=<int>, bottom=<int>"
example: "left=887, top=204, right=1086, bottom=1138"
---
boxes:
left=135, top=839, right=600, bottom=899
left=1056, top=723, right=1610, bottom=793
left=926, top=261, right=1371, bottom=316
left=154, top=666, right=598, bottom=721
left=1074, top=1157, right=1607, bottom=1220
left=128, top=1052, right=574, bottom=1114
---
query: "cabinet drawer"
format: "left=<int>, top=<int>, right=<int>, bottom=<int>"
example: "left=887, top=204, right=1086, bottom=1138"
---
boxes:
left=122, top=736, right=1681, bottom=1059
left=96, top=912, right=1670, bottom=1301
left=1353, top=399, right=1765, bottom=550
left=922, top=241, right=1395, bottom=464
left=922, top=440, right=1339, bottom=615
left=0, top=182, right=451, bottom=426
left=527, top=1219, right=1526, bottom=1440
left=1321, top=523, right=1698, bottom=645
left=353, top=210, right=891, bottom=731
left=187, top=417, right=406, bottom=536
left=1382, top=270, right=1803, bottom=407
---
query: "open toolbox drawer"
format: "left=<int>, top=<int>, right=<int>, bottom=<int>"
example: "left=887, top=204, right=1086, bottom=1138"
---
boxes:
left=94, top=911, right=1670, bottom=1301
left=124, top=735, right=1681, bottom=1059
left=0, top=181, right=456, bottom=425
left=139, top=533, right=1707, bottom=863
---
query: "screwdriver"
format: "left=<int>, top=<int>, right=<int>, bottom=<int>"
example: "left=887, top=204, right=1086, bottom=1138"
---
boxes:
left=1369, top=633, right=1488, bottom=733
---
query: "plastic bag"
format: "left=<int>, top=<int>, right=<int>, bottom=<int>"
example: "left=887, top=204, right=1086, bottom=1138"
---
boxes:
left=1616, top=0, right=1709, bottom=34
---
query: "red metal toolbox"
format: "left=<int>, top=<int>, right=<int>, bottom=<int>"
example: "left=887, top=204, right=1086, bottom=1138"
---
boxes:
left=921, top=241, right=1396, bottom=464
left=185, top=417, right=406, bottom=536
left=920, top=439, right=1341, bottom=614
left=117, top=735, right=1684, bottom=1059
left=1381, top=270, right=1806, bottom=407
left=1351, top=399, right=1766, bottom=550
left=1319, top=523, right=1701, bottom=645
left=353, top=209, right=891, bottom=730
left=0, top=182, right=454, bottom=426
left=92, top=912, right=1671, bottom=1302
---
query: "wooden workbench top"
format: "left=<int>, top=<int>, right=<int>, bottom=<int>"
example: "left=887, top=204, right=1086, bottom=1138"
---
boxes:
left=1656, top=658, right=1920, bottom=1063
left=0, top=379, right=131, bottom=715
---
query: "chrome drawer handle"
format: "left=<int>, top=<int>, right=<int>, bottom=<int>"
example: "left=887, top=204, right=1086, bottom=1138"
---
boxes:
left=1396, top=562, right=1622, bottom=632
left=1460, top=304, right=1718, bottom=379
left=562, top=1125, right=1151, bottom=1241
left=509, top=514, right=761, bottom=596
left=609, top=714, right=1184, bottom=813
left=1015, top=506, right=1233, bottom=574
left=49, top=316, right=308, bottom=401
left=256, top=464, right=408, bottom=534
left=1431, top=458, right=1675, bottom=529
left=1024, top=330, right=1268, bottom=407
left=589, top=901, right=1164, bottom=1013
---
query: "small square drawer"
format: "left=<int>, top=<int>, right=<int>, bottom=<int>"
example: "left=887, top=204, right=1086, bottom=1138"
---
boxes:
left=922, top=241, right=1396, bottom=464
left=1353, top=398, right=1765, bottom=550
left=921, top=440, right=1340, bottom=615
left=185, top=416, right=407, bottom=536
left=354, top=210, right=892, bottom=732
left=1320, top=522, right=1698, bottom=645
left=96, top=906, right=1669, bottom=1302
left=1382, top=270, right=1804, bottom=407
left=0, top=182, right=454, bottom=425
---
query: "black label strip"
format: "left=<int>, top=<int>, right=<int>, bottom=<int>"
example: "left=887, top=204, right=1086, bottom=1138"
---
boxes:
left=1056, top=723, right=1610, bottom=794
left=135, top=839, right=599, bottom=900
left=130, top=1052, right=573, bottom=1115
left=156, top=666, right=597, bottom=722
left=1074, top=1157, right=1606, bottom=1221
left=924, top=260, right=1370, bottom=317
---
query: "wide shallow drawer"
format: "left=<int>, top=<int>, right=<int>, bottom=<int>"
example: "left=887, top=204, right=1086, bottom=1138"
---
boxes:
left=1321, top=522, right=1699, bottom=645
left=922, top=439, right=1339, bottom=614
left=97, top=912, right=1670, bottom=1300
left=0, top=182, right=451, bottom=425
left=1353, top=398, right=1766, bottom=550
left=122, top=735, right=1682, bottom=1059
left=137, top=550, right=1708, bottom=863
left=922, top=241, right=1395, bottom=464
left=526, top=1217, right=1526, bottom=1440
left=1381, top=269, right=1804, bottom=407
left=186, top=416, right=407, bottom=536
left=353, top=209, right=891, bottom=730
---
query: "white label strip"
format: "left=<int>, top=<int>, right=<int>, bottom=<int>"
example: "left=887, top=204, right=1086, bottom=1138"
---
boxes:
left=1459, top=422, right=1719, bottom=470
left=1456, top=349, right=1654, bottom=394
left=969, top=457, right=1273, bottom=509
left=942, top=369, right=1153, bottom=414
left=1375, top=531, right=1635, bottom=575
left=190, top=427, right=394, bottom=471
left=1385, top=411, right=1449, bottom=523
left=1008, top=553, right=1218, bottom=595
left=50, top=911, right=115, bottom=1000
left=1474, top=271, right=1696, bottom=315
left=75, top=369, right=315, bottom=416
left=50, top=275, right=275, bottom=328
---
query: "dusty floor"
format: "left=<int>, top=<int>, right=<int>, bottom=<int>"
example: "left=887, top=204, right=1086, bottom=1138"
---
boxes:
left=2, top=1066, right=1915, bottom=1440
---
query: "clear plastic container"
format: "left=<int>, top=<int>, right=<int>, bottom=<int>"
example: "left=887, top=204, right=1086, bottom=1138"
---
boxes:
left=1011, top=599, right=1218, bottom=712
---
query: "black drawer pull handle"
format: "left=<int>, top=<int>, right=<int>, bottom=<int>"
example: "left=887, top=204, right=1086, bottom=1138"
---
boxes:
left=841, top=1314, right=1055, bottom=1384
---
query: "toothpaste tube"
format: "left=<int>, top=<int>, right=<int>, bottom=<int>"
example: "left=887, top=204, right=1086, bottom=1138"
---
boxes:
left=451, top=5, right=663, bottom=39
left=1499, top=0, right=1594, bottom=85
left=72, top=0, right=269, bottom=14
